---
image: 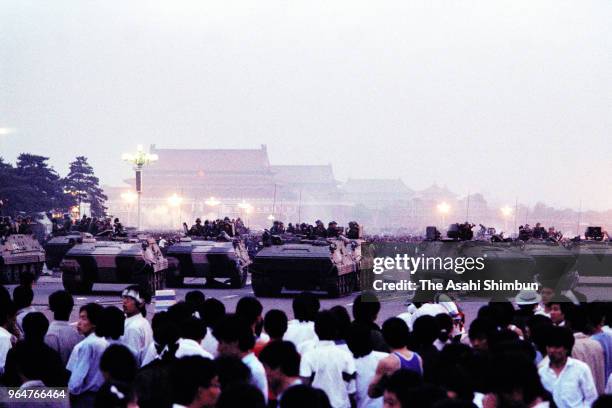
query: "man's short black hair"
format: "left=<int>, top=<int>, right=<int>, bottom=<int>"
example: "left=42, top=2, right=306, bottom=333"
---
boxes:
left=545, top=326, right=575, bottom=353
left=22, top=312, right=49, bottom=342
left=259, top=341, right=300, bottom=377
left=314, top=310, right=337, bottom=341
left=215, top=355, right=251, bottom=391
left=292, top=292, right=320, bottom=322
left=180, top=316, right=207, bottom=341
left=80, top=303, right=104, bottom=328
left=99, top=306, right=125, bottom=340
left=171, top=356, right=217, bottom=406
left=347, top=322, right=374, bottom=358
left=48, top=290, right=74, bottom=320
left=217, top=382, right=265, bottom=408
left=352, top=291, right=381, bottom=323
left=213, top=314, right=255, bottom=352
left=202, top=298, right=226, bottom=328
left=100, top=344, right=137, bottom=383
left=263, top=309, right=288, bottom=339
left=280, top=384, right=331, bottom=408
left=412, top=315, right=439, bottom=347
left=382, top=317, right=410, bottom=349
left=12, top=285, right=33, bottom=309
left=235, top=296, right=263, bottom=326
left=468, top=318, right=496, bottom=341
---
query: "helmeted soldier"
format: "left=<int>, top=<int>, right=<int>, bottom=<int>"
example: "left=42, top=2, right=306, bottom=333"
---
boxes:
left=327, top=221, right=339, bottom=238
left=314, top=220, right=327, bottom=238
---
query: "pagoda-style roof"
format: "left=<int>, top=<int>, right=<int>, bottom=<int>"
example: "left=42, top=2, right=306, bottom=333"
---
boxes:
left=271, top=165, right=337, bottom=185
left=148, top=144, right=272, bottom=173
left=343, top=178, right=413, bottom=195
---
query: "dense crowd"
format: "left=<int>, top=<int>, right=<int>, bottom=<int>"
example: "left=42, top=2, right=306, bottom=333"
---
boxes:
left=1, top=281, right=612, bottom=408
left=0, top=216, right=34, bottom=237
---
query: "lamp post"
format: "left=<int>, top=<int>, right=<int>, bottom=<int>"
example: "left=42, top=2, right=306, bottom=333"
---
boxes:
left=238, top=201, right=252, bottom=227
left=120, top=191, right=137, bottom=227
left=437, top=202, right=450, bottom=228
left=122, top=145, right=158, bottom=231
left=167, top=193, right=183, bottom=229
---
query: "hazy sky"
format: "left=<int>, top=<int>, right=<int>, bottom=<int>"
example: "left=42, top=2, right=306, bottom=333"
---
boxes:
left=1, top=1, right=611, bottom=210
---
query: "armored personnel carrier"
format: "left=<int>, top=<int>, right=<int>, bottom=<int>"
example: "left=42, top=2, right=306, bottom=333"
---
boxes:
left=502, top=239, right=577, bottom=283
left=44, top=232, right=88, bottom=270
left=416, top=224, right=536, bottom=295
left=0, top=234, right=45, bottom=284
left=60, top=236, right=172, bottom=295
left=566, top=227, right=612, bottom=277
left=250, top=234, right=367, bottom=298
left=164, top=236, right=252, bottom=288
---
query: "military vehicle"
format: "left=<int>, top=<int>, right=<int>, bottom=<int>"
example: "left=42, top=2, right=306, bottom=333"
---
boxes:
left=415, top=224, right=536, bottom=295
left=566, top=227, right=612, bottom=277
left=60, top=236, right=172, bottom=295
left=44, top=232, right=88, bottom=270
left=503, top=239, right=577, bottom=283
left=164, top=236, right=251, bottom=288
left=250, top=234, right=368, bottom=298
left=0, top=234, right=46, bottom=284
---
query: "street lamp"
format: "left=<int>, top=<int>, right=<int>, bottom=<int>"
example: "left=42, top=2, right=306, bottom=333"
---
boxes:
left=167, top=193, right=183, bottom=229
left=120, top=191, right=137, bottom=226
left=238, top=201, right=252, bottom=226
left=437, top=202, right=450, bottom=227
left=500, top=206, right=513, bottom=233
left=122, top=145, right=158, bottom=230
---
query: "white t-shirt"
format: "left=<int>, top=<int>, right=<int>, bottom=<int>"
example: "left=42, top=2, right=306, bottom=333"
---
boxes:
left=0, top=326, right=13, bottom=375
left=284, top=320, right=318, bottom=348
left=201, top=330, right=219, bottom=357
left=300, top=340, right=356, bottom=408
left=175, top=338, right=213, bottom=359
left=66, top=334, right=109, bottom=395
left=123, top=313, right=153, bottom=355
left=354, top=351, right=388, bottom=408
left=538, top=357, right=597, bottom=408
left=242, top=352, right=268, bottom=404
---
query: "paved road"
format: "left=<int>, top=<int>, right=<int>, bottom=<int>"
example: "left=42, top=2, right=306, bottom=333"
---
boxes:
left=8, top=276, right=611, bottom=328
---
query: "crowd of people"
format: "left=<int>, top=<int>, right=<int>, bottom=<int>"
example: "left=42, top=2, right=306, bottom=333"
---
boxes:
left=51, top=215, right=125, bottom=237
left=184, top=217, right=248, bottom=239
left=1, top=280, right=612, bottom=407
left=0, top=216, right=34, bottom=237
left=267, top=220, right=361, bottom=240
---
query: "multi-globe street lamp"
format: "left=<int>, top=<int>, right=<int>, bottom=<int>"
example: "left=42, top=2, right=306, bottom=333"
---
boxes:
left=122, top=145, right=158, bottom=230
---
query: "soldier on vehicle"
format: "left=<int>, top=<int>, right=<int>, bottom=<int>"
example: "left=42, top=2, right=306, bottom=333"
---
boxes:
left=313, top=220, right=327, bottom=238
left=113, top=218, right=124, bottom=236
left=326, top=221, right=339, bottom=238
left=347, top=221, right=360, bottom=239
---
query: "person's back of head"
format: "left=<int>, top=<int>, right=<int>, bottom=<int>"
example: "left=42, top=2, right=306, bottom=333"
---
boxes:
left=215, top=355, right=251, bottom=391
left=185, top=290, right=206, bottom=317
left=100, top=306, right=126, bottom=340
left=314, top=310, right=337, bottom=341
left=235, top=296, right=263, bottom=327
left=259, top=340, right=300, bottom=377
left=171, top=356, right=218, bottom=407
left=413, top=315, right=439, bottom=348
left=12, top=285, right=33, bottom=309
left=545, top=325, right=575, bottom=353
left=151, top=311, right=180, bottom=359
left=100, top=344, right=137, bottom=383
left=280, top=384, right=332, bottom=408
left=329, top=305, right=351, bottom=342
left=202, top=298, right=226, bottom=328
left=347, top=321, right=374, bottom=358
left=292, top=292, right=320, bottom=322
left=383, top=369, right=425, bottom=407
left=593, top=395, right=612, bottom=408
left=13, top=341, right=47, bottom=383
left=217, top=382, right=265, bottom=408
left=48, top=290, right=74, bottom=321
left=180, top=316, right=207, bottom=342
left=352, top=291, right=381, bottom=323
left=94, top=381, right=135, bottom=408
left=214, top=314, right=255, bottom=354
left=488, top=352, right=545, bottom=406
left=22, top=312, right=49, bottom=343
left=382, top=317, right=410, bottom=349
left=264, top=309, right=288, bottom=340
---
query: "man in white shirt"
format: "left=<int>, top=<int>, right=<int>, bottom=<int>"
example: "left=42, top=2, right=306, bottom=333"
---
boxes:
left=347, top=323, right=388, bottom=408
left=176, top=316, right=213, bottom=359
left=283, top=292, right=320, bottom=348
left=214, top=314, right=268, bottom=403
left=66, top=303, right=109, bottom=408
left=300, top=310, right=356, bottom=408
left=13, top=285, right=36, bottom=335
left=45, top=290, right=83, bottom=366
left=0, top=302, right=15, bottom=375
left=122, top=285, right=153, bottom=358
left=538, top=326, right=597, bottom=408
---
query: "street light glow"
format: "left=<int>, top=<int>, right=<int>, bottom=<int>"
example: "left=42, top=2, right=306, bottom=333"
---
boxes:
left=267, top=214, right=275, bottom=221
left=238, top=201, right=252, bottom=210
left=205, top=196, right=221, bottom=207
left=437, top=202, right=451, bottom=214
left=121, top=191, right=137, bottom=204
left=501, top=206, right=513, bottom=217
left=122, top=145, right=159, bottom=166
left=167, top=193, right=183, bottom=207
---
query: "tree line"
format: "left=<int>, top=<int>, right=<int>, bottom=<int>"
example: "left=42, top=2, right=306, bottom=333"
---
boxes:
left=0, top=154, right=107, bottom=217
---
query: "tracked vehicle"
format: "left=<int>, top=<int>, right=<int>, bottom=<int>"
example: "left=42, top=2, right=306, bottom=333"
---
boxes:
left=60, top=236, right=172, bottom=295
left=0, top=234, right=45, bottom=284
left=164, top=237, right=251, bottom=288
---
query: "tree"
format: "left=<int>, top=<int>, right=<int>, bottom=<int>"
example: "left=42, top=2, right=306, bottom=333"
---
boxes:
left=13, top=153, right=73, bottom=213
left=63, top=156, right=107, bottom=217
